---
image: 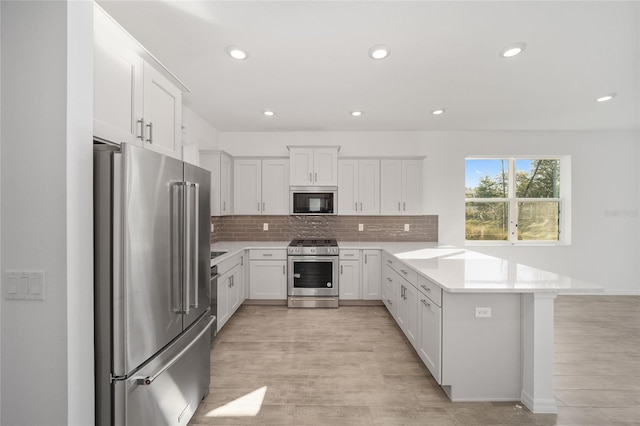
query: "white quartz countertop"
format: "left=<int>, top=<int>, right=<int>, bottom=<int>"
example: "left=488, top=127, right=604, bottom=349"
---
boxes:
left=211, top=241, right=603, bottom=294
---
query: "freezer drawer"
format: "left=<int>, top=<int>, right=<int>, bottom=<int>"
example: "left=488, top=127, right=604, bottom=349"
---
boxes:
left=113, top=315, right=213, bottom=426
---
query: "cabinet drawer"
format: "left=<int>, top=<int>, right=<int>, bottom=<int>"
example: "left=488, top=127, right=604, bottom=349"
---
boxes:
left=417, top=275, right=442, bottom=307
left=339, top=249, right=360, bottom=260
left=249, top=249, right=286, bottom=260
left=385, top=257, right=417, bottom=285
left=217, top=252, right=244, bottom=274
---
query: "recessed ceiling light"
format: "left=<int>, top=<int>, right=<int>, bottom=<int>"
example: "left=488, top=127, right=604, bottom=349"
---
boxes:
left=368, top=45, right=390, bottom=60
left=499, top=42, right=527, bottom=58
left=263, top=110, right=275, bottom=116
left=351, top=111, right=363, bottom=117
left=596, top=93, right=617, bottom=102
left=431, top=109, right=445, bottom=116
left=226, top=46, right=248, bottom=60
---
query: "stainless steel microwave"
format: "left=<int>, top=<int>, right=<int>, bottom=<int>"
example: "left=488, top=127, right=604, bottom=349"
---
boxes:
left=290, top=186, right=337, bottom=215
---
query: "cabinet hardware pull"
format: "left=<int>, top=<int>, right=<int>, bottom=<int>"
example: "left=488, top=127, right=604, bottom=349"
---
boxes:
left=401, top=269, right=407, bottom=275
left=388, top=299, right=392, bottom=305
left=282, top=265, right=285, bottom=274
left=403, top=202, right=406, bottom=211
left=309, top=172, right=312, bottom=182
left=420, top=284, right=431, bottom=292
left=341, top=265, right=343, bottom=274
left=387, top=259, right=392, bottom=264
left=146, top=122, right=153, bottom=143
left=240, top=256, right=244, bottom=266
left=315, top=172, right=317, bottom=182
left=257, top=202, right=260, bottom=211
left=263, top=253, right=273, bottom=256
left=360, top=202, right=362, bottom=211
left=137, top=118, right=145, bottom=140
left=421, top=299, right=431, bottom=308
left=223, top=201, right=226, bottom=211
left=355, top=202, right=357, bottom=211
left=398, top=202, right=401, bottom=211
left=365, top=254, right=368, bottom=264
left=387, top=277, right=392, bottom=282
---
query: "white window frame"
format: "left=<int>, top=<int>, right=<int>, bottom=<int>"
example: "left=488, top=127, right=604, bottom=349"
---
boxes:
left=465, top=156, right=571, bottom=246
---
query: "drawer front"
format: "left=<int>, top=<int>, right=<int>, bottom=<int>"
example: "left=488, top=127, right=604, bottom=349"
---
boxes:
left=217, top=253, right=243, bottom=274
left=249, top=249, right=287, bottom=260
left=385, top=256, right=417, bottom=285
left=339, top=249, right=360, bottom=260
left=418, top=275, right=442, bottom=307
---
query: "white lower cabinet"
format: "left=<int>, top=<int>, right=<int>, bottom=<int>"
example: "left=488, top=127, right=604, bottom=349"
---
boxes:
left=339, top=250, right=361, bottom=300
left=249, top=249, right=287, bottom=299
left=362, top=250, right=381, bottom=300
left=217, top=251, right=246, bottom=332
left=397, top=278, right=419, bottom=349
left=418, top=288, right=442, bottom=384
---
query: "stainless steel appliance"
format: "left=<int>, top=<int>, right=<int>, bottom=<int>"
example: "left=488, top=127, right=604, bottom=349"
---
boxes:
left=94, top=143, right=214, bottom=426
left=290, top=186, right=337, bottom=215
left=287, top=239, right=339, bottom=308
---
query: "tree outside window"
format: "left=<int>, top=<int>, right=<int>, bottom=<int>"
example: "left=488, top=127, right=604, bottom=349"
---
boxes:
left=465, top=158, right=563, bottom=243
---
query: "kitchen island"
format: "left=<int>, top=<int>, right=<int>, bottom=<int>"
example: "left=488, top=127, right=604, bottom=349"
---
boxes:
left=210, top=241, right=602, bottom=414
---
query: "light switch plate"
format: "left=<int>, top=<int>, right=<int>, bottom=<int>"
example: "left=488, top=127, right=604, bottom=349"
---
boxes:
left=5, top=270, right=45, bottom=301
left=358, top=224, right=364, bottom=231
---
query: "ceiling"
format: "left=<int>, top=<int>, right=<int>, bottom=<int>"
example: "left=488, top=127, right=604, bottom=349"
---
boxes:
left=98, top=1, right=639, bottom=133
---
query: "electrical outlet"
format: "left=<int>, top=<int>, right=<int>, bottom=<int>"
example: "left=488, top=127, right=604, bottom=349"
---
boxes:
left=404, top=224, right=410, bottom=231
left=263, top=223, right=269, bottom=231
left=211, top=223, right=214, bottom=232
left=475, top=307, right=492, bottom=318
left=358, top=224, right=364, bottom=231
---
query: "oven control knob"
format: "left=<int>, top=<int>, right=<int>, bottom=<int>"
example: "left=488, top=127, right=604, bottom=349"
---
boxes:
left=327, top=282, right=332, bottom=287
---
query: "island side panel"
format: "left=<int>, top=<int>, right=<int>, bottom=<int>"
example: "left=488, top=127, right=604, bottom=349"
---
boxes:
left=441, top=292, right=521, bottom=401
left=520, top=292, right=558, bottom=414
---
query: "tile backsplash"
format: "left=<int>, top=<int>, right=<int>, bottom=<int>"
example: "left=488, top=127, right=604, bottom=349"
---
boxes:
left=211, top=215, right=438, bottom=243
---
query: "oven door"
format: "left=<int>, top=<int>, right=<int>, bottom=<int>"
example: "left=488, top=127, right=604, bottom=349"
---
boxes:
left=288, top=256, right=339, bottom=297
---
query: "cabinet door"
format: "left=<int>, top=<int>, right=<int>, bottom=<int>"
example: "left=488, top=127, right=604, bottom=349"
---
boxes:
left=418, top=296, right=442, bottom=384
left=221, top=153, right=233, bottom=215
left=362, top=250, right=381, bottom=300
left=380, top=159, right=402, bottom=215
left=142, top=63, right=182, bottom=159
left=234, top=159, right=262, bottom=214
left=313, top=148, right=338, bottom=186
left=404, top=282, right=419, bottom=349
left=339, top=260, right=360, bottom=300
left=402, top=159, right=423, bottom=215
left=217, top=271, right=230, bottom=332
left=261, top=159, right=289, bottom=215
left=289, top=147, right=314, bottom=185
left=358, top=159, right=380, bottom=215
left=338, top=160, right=358, bottom=215
left=229, top=266, right=242, bottom=313
left=93, top=32, right=143, bottom=146
left=249, top=260, right=287, bottom=299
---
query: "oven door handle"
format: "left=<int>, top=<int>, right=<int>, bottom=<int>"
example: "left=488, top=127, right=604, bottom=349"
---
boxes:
left=293, top=273, right=301, bottom=279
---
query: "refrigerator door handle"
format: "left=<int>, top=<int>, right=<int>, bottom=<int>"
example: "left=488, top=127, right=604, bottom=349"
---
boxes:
left=190, top=182, right=199, bottom=310
left=135, top=316, right=214, bottom=386
left=172, top=183, right=187, bottom=314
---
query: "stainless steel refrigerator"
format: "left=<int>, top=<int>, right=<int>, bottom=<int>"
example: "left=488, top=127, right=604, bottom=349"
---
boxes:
left=94, top=143, right=214, bottom=425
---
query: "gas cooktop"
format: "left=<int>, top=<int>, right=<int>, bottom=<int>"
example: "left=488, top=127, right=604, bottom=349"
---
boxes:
left=288, top=239, right=338, bottom=247
left=288, top=239, right=338, bottom=255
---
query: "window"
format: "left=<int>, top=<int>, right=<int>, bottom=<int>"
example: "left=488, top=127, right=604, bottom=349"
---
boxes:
left=465, top=157, right=569, bottom=244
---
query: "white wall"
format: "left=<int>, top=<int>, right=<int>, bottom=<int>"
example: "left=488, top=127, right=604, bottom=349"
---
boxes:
left=0, top=1, right=94, bottom=424
left=219, top=130, right=640, bottom=295
left=183, top=104, right=219, bottom=162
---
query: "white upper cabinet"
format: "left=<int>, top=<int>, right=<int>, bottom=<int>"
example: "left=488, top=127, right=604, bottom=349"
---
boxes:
left=93, top=4, right=187, bottom=160
left=289, top=146, right=339, bottom=186
left=380, top=159, right=423, bottom=215
left=200, top=151, right=233, bottom=216
left=234, top=158, right=289, bottom=215
left=338, top=159, right=380, bottom=215
left=141, top=64, right=182, bottom=159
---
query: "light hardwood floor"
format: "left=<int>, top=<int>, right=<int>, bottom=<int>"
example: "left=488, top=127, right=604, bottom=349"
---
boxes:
left=190, top=296, right=640, bottom=425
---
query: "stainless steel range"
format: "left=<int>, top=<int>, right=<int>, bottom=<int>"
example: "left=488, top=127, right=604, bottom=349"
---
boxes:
left=287, top=239, right=339, bottom=308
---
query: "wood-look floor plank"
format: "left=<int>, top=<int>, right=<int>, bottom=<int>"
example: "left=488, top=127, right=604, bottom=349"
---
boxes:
left=190, top=296, right=640, bottom=425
